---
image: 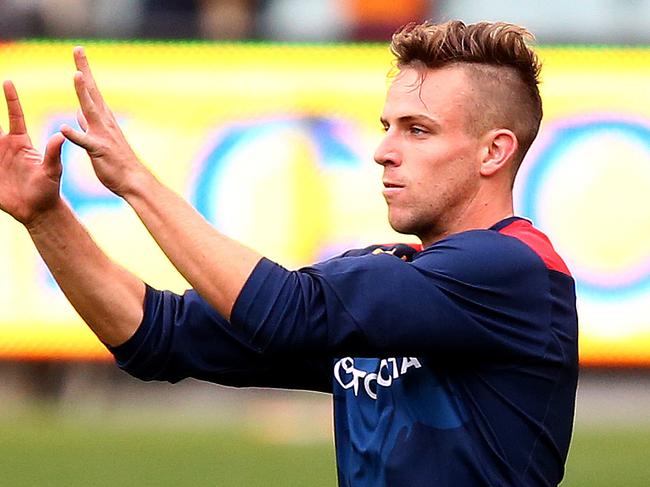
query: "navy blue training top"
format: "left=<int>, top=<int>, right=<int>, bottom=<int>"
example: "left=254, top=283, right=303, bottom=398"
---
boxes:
left=110, top=217, right=578, bottom=486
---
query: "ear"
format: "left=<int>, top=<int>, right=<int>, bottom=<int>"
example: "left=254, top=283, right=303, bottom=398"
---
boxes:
left=479, top=129, right=518, bottom=177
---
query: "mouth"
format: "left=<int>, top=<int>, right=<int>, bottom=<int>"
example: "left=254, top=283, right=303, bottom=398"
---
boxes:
left=382, top=181, right=404, bottom=189
left=382, top=181, right=405, bottom=198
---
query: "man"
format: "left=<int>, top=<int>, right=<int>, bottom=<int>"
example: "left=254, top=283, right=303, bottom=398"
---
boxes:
left=0, top=20, right=578, bottom=486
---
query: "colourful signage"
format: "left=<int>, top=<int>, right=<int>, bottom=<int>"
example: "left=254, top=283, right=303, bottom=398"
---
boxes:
left=0, top=42, right=648, bottom=365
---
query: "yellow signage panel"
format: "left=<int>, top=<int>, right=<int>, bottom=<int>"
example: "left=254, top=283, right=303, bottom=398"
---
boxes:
left=0, top=42, right=649, bottom=365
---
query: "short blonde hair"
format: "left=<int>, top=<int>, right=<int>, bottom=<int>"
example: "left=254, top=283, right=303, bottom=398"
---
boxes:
left=391, top=20, right=543, bottom=169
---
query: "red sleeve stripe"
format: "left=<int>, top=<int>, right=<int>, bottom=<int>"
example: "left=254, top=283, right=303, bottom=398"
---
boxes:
left=498, top=220, right=571, bottom=276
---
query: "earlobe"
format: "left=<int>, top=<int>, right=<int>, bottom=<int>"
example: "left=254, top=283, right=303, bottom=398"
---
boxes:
left=479, top=129, right=518, bottom=177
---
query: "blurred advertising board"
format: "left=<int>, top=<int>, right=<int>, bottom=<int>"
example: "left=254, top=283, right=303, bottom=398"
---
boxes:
left=0, top=42, right=648, bottom=365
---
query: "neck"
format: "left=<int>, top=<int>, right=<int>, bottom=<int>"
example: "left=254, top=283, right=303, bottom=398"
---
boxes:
left=419, top=188, right=514, bottom=248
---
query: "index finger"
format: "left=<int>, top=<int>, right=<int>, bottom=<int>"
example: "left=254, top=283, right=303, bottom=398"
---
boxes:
left=73, top=46, right=105, bottom=106
left=3, top=80, right=28, bottom=135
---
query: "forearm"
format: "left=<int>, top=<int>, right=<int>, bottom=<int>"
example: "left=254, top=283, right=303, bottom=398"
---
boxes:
left=123, top=170, right=261, bottom=320
left=26, top=200, right=145, bottom=346
left=60, top=47, right=260, bottom=321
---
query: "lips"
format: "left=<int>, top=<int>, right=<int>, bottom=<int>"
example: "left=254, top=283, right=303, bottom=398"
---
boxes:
left=382, top=181, right=404, bottom=189
left=382, top=181, right=405, bottom=199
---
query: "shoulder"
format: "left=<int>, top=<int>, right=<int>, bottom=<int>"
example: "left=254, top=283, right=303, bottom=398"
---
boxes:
left=338, top=243, right=422, bottom=261
left=493, top=218, right=571, bottom=275
left=413, top=218, right=571, bottom=285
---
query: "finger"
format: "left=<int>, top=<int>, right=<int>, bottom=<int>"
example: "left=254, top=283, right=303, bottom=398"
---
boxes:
left=60, top=123, right=96, bottom=152
left=73, top=71, right=100, bottom=123
left=76, top=108, right=88, bottom=132
left=73, top=46, right=105, bottom=106
left=3, top=80, right=28, bottom=135
left=43, top=132, right=65, bottom=178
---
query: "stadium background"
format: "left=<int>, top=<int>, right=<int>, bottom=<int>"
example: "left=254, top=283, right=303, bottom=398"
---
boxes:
left=1, top=1, right=650, bottom=485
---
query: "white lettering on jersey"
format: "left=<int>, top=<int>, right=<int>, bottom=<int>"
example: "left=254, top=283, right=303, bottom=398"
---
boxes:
left=401, top=357, right=422, bottom=374
left=334, top=357, right=367, bottom=395
left=334, top=357, right=422, bottom=400
left=364, top=373, right=378, bottom=399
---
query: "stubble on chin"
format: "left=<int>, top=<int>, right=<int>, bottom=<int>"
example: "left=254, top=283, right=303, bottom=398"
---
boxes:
left=387, top=203, right=446, bottom=245
left=387, top=207, right=419, bottom=237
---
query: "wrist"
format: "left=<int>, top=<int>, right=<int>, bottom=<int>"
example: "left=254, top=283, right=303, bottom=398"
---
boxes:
left=120, top=164, right=159, bottom=204
left=24, top=198, right=70, bottom=234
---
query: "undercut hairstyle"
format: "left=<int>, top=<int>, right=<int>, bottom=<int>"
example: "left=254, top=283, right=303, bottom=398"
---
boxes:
left=391, top=20, right=543, bottom=173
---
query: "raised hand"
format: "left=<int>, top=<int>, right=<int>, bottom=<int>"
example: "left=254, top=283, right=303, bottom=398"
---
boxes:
left=61, top=47, right=148, bottom=198
left=0, top=81, right=64, bottom=226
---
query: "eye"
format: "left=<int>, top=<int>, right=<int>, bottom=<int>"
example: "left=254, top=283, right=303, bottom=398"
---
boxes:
left=409, top=126, right=428, bottom=136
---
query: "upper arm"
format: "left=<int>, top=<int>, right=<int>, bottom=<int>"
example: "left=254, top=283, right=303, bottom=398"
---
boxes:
left=231, top=232, right=554, bottom=360
left=109, top=286, right=331, bottom=392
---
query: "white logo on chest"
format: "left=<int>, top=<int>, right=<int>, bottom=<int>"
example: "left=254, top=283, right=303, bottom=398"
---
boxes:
left=333, top=357, right=422, bottom=400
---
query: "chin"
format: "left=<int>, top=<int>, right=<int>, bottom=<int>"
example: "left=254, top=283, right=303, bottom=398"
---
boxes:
left=388, top=214, right=418, bottom=237
left=388, top=210, right=435, bottom=241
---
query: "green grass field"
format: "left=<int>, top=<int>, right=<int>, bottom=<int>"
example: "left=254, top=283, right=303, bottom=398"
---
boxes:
left=1, top=410, right=649, bottom=486
left=0, top=411, right=336, bottom=487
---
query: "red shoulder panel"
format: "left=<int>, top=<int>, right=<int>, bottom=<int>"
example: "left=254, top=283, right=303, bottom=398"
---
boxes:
left=498, top=220, right=571, bottom=276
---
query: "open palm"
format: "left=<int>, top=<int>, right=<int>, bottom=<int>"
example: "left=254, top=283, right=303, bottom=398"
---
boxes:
left=0, top=81, right=64, bottom=226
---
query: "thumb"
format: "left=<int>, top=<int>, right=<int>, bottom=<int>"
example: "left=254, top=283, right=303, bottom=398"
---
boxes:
left=60, top=123, right=96, bottom=152
left=76, top=108, right=88, bottom=132
left=43, top=132, right=65, bottom=179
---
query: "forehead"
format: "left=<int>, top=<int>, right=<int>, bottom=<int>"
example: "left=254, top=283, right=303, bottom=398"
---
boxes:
left=382, top=66, right=475, bottom=120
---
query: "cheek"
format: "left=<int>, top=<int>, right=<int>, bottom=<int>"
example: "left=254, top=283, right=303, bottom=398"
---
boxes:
left=418, top=157, right=477, bottom=204
left=438, top=140, right=479, bottom=177
left=405, top=138, right=478, bottom=190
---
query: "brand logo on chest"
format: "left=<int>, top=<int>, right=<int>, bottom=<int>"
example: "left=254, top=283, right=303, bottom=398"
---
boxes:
left=333, top=357, right=422, bottom=400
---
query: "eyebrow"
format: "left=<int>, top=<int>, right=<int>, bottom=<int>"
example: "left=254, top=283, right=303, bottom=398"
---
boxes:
left=380, top=114, right=441, bottom=129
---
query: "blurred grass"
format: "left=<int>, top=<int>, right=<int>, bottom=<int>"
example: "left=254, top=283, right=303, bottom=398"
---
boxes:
left=562, top=426, right=650, bottom=486
left=1, top=410, right=649, bottom=486
left=0, top=410, right=336, bottom=487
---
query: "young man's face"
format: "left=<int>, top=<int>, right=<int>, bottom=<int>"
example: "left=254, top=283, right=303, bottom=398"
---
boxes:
left=375, top=65, right=484, bottom=246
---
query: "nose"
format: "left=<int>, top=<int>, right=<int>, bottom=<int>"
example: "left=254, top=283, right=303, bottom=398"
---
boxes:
left=374, top=132, right=401, bottom=167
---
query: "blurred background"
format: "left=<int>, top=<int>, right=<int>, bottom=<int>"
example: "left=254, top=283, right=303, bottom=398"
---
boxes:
left=2, top=0, right=650, bottom=43
left=1, top=1, right=650, bottom=486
